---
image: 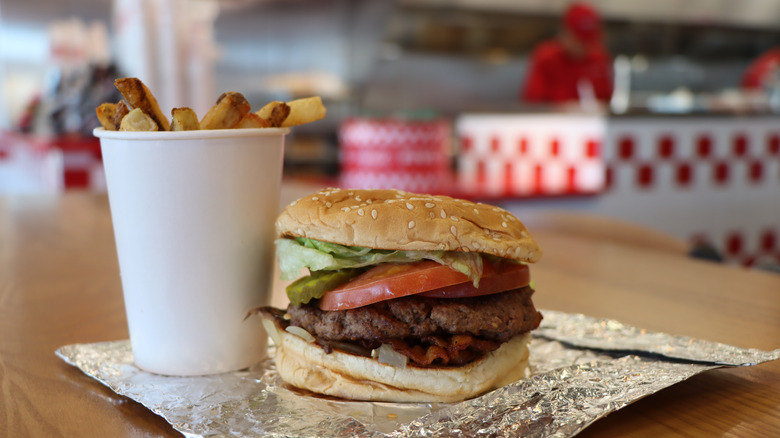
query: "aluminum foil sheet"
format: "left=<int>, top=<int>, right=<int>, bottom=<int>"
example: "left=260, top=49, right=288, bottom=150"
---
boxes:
left=56, top=310, right=780, bottom=438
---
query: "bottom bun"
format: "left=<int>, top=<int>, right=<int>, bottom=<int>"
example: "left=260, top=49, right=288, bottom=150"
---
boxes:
left=263, top=318, right=531, bottom=403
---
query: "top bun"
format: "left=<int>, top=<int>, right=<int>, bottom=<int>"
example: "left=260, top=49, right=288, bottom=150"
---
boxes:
left=276, top=188, right=542, bottom=263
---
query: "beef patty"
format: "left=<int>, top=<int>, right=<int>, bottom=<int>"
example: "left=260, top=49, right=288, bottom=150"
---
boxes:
left=287, top=286, right=542, bottom=344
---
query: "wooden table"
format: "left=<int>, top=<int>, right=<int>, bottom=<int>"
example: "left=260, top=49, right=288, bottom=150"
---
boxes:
left=2, top=191, right=779, bottom=437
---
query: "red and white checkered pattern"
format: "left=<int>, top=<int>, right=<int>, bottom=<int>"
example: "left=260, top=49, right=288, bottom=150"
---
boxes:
left=456, top=114, right=780, bottom=267
left=339, top=118, right=453, bottom=194
left=604, top=117, right=780, bottom=192
left=456, top=114, right=606, bottom=197
left=692, top=229, right=780, bottom=267
left=602, top=116, right=780, bottom=266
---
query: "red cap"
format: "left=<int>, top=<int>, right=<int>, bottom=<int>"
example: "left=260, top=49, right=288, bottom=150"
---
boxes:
left=563, top=2, right=602, bottom=44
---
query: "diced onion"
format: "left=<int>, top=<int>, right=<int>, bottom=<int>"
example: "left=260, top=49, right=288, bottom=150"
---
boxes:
left=261, top=318, right=280, bottom=345
left=285, top=325, right=316, bottom=343
left=372, top=344, right=408, bottom=369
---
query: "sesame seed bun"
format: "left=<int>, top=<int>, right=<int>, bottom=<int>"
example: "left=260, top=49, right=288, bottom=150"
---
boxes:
left=275, top=188, right=542, bottom=263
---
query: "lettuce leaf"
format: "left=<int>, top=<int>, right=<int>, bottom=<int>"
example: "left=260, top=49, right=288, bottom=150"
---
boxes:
left=275, top=237, right=485, bottom=286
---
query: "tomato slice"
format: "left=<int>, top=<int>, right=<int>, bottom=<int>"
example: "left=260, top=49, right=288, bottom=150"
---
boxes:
left=318, top=261, right=468, bottom=311
left=417, top=262, right=529, bottom=299
left=317, top=260, right=530, bottom=311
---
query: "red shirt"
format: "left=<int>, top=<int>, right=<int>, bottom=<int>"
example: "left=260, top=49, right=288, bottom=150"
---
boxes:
left=521, top=39, right=613, bottom=103
left=741, top=48, right=780, bottom=90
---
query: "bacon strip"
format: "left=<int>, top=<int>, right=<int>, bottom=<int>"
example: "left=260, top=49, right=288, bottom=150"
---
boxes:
left=387, top=335, right=501, bottom=367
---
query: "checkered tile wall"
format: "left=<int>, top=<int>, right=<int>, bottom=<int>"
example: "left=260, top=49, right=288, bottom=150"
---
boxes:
left=456, top=114, right=780, bottom=267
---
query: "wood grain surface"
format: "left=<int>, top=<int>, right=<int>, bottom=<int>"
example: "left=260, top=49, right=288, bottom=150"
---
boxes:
left=1, top=190, right=778, bottom=437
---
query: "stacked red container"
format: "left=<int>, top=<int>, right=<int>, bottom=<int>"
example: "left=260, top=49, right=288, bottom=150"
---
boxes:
left=339, top=118, right=452, bottom=194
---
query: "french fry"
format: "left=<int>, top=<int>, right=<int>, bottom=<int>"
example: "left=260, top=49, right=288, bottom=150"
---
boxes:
left=113, top=100, right=130, bottom=130
left=200, top=92, right=251, bottom=129
left=255, top=101, right=290, bottom=127
left=96, top=103, right=117, bottom=130
left=119, top=108, right=158, bottom=131
left=114, top=77, right=171, bottom=131
left=236, top=113, right=270, bottom=129
left=170, top=107, right=200, bottom=131
left=96, top=101, right=131, bottom=130
left=282, top=96, right=326, bottom=127
left=255, top=100, right=281, bottom=121
left=268, top=102, right=291, bottom=127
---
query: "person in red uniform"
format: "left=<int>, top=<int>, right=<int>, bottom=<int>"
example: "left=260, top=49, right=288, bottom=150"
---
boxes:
left=741, top=48, right=780, bottom=91
left=521, top=2, right=613, bottom=105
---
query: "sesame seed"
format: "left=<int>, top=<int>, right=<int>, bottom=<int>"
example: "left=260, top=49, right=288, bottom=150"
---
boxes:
left=450, top=216, right=459, bottom=222
left=425, top=202, right=435, bottom=208
left=429, top=212, right=435, bottom=218
left=355, top=195, right=361, bottom=201
left=440, top=210, right=446, bottom=219
left=341, top=207, right=350, bottom=212
left=450, top=226, right=457, bottom=236
left=521, top=231, right=528, bottom=237
left=325, top=202, right=332, bottom=208
left=473, top=208, right=479, bottom=214
left=406, top=202, right=414, bottom=210
left=371, top=210, right=377, bottom=219
left=408, top=221, right=415, bottom=229
left=312, top=196, right=319, bottom=201
left=358, top=209, right=364, bottom=216
left=502, top=222, right=508, bottom=228
left=366, top=199, right=372, bottom=204
left=290, top=200, right=297, bottom=206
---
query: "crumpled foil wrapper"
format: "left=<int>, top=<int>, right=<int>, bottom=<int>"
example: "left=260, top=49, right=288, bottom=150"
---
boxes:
left=56, top=310, right=780, bottom=438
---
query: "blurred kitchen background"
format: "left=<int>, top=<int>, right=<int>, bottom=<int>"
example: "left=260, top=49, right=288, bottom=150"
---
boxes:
left=2, top=0, right=779, bottom=269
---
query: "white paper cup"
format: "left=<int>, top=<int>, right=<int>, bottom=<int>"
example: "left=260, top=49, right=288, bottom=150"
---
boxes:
left=94, top=127, right=287, bottom=376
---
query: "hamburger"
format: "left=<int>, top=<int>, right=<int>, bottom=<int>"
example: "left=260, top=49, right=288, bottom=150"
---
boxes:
left=252, top=188, right=542, bottom=402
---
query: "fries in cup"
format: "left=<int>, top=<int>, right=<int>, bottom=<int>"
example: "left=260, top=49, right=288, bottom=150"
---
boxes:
left=236, top=113, right=270, bottom=129
left=171, top=107, right=201, bottom=131
left=114, top=77, right=171, bottom=131
left=282, top=96, right=327, bottom=127
left=96, top=103, right=118, bottom=130
left=200, top=92, right=252, bottom=130
left=97, top=77, right=326, bottom=133
left=120, top=108, right=158, bottom=132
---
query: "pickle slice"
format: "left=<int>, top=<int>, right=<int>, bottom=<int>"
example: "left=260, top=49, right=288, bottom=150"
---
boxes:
left=286, top=269, right=363, bottom=306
